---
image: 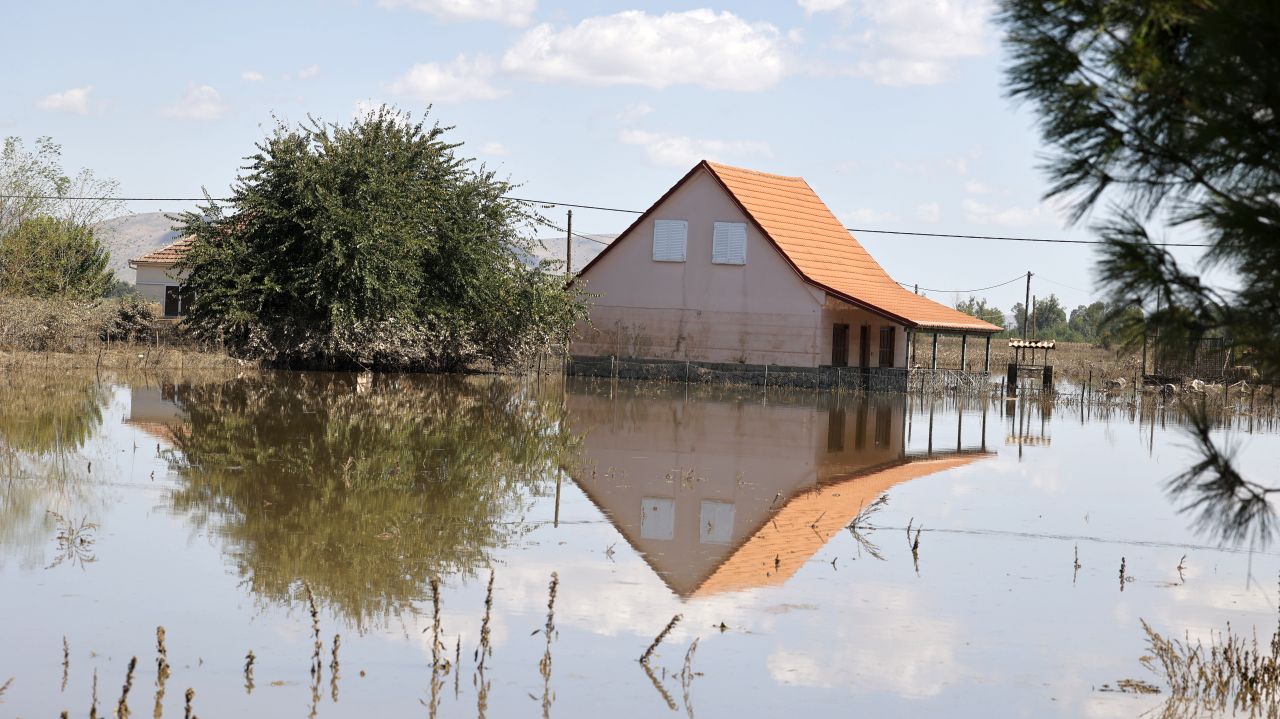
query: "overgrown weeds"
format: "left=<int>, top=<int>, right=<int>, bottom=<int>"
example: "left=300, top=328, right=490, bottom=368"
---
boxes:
left=1141, top=616, right=1280, bottom=716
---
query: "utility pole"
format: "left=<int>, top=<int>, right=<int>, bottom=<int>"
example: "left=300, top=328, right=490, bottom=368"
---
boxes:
left=1031, top=295, right=1037, bottom=341
left=565, top=209, right=573, bottom=278
left=1022, top=271, right=1032, bottom=339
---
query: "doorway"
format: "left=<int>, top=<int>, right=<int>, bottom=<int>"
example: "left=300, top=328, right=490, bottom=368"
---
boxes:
left=832, top=323, right=850, bottom=366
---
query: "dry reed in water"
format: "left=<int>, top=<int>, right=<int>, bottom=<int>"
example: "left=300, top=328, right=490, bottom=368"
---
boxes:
left=243, top=651, right=255, bottom=695
left=330, top=634, right=341, bottom=702
left=680, top=638, right=701, bottom=719
left=477, top=570, right=495, bottom=669
left=1141, top=616, right=1280, bottom=714
left=539, top=572, right=560, bottom=719
left=117, top=656, right=137, bottom=719
left=641, top=660, right=678, bottom=711
left=182, top=688, right=194, bottom=719
left=62, top=636, right=70, bottom=692
left=0, top=677, right=12, bottom=701
left=641, top=614, right=683, bottom=665
left=89, top=669, right=98, bottom=719
left=154, top=626, right=170, bottom=719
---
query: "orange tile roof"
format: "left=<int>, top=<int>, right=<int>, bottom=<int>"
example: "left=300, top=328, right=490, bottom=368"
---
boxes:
left=703, top=162, right=1000, bottom=333
left=131, top=235, right=195, bottom=266
left=690, top=453, right=989, bottom=597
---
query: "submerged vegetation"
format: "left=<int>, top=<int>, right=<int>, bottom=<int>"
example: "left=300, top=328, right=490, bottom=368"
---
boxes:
left=165, top=373, right=578, bottom=624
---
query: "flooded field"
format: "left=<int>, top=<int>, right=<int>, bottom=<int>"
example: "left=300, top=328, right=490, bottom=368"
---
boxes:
left=1, top=371, right=1278, bottom=717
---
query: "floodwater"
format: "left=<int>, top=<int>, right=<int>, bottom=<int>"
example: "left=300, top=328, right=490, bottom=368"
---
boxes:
left=1, top=371, right=1278, bottom=718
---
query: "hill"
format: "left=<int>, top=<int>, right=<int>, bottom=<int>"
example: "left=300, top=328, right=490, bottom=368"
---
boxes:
left=93, top=212, right=183, bottom=282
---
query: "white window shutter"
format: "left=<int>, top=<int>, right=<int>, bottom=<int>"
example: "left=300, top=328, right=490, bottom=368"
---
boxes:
left=652, top=219, right=688, bottom=262
left=712, top=222, right=747, bottom=265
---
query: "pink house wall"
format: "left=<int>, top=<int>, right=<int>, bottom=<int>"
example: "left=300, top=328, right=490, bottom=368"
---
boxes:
left=573, top=166, right=908, bottom=368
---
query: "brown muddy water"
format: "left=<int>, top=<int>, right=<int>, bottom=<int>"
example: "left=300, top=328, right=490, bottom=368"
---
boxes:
left=1, top=371, right=1278, bottom=718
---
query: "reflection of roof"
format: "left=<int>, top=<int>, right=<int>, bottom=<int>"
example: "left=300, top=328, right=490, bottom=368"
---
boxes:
left=131, top=235, right=194, bottom=266
left=122, top=419, right=180, bottom=445
left=691, top=453, right=988, bottom=597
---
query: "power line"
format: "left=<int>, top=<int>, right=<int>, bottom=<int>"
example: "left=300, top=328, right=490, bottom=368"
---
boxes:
left=0, top=192, right=1215, bottom=247
left=896, top=274, right=1027, bottom=295
left=847, top=227, right=1210, bottom=248
left=1036, top=274, right=1094, bottom=295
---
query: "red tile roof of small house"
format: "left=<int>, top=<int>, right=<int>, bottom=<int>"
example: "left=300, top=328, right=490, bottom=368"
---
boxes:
left=578, top=160, right=1002, bottom=334
left=130, top=236, right=195, bottom=266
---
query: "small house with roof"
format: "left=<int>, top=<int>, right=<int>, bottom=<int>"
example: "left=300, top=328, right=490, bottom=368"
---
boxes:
left=572, top=161, right=1000, bottom=378
left=128, top=236, right=195, bottom=318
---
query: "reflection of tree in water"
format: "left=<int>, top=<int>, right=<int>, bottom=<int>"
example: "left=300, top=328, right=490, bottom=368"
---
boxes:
left=166, top=373, right=575, bottom=626
left=0, top=374, right=106, bottom=569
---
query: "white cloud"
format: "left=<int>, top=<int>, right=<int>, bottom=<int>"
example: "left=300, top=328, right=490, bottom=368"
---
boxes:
left=502, top=10, right=787, bottom=92
left=797, top=0, right=850, bottom=14
left=619, top=129, right=770, bottom=168
left=842, top=207, right=898, bottom=225
left=849, top=0, right=994, bottom=86
left=240, top=70, right=264, bottom=82
left=615, top=102, right=654, bottom=123
left=479, top=141, right=508, bottom=155
left=916, top=202, right=941, bottom=223
left=389, top=55, right=506, bottom=103
left=161, top=84, right=227, bottom=121
left=37, top=86, right=94, bottom=114
left=962, top=198, right=1041, bottom=227
left=351, top=100, right=413, bottom=127
left=379, top=0, right=536, bottom=26
left=964, top=179, right=992, bottom=194
left=298, top=64, right=321, bottom=80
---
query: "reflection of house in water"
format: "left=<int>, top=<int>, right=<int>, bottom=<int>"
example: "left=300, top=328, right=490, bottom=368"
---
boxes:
left=124, top=384, right=187, bottom=446
left=566, top=383, right=992, bottom=598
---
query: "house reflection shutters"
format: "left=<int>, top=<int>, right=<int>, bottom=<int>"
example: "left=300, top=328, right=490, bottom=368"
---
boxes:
left=652, top=220, right=688, bottom=262
left=879, top=327, right=896, bottom=367
left=640, top=497, right=675, bottom=539
left=712, top=222, right=746, bottom=265
left=699, top=501, right=735, bottom=545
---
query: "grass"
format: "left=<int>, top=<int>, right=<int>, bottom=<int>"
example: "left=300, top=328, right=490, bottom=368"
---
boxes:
left=1141, top=616, right=1280, bottom=715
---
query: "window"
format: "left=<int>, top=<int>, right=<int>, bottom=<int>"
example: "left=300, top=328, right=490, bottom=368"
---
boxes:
left=652, top=219, right=688, bottom=262
left=712, top=222, right=747, bottom=264
left=879, top=326, right=896, bottom=367
left=640, top=497, right=675, bottom=540
left=699, top=501, right=735, bottom=545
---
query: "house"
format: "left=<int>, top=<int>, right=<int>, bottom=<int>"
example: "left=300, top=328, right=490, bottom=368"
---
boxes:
left=128, top=236, right=194, bottom=318
left=563, top=381, right=991, bottom=597
left=571, top=161, right=1001, bottom=374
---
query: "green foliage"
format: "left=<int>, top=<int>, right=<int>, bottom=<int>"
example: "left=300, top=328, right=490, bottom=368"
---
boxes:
left=165, top=374, right=576, bottom=625
left=955, top=296, right=1006, bottom=332
left=176, top=107, right=586, bottom=371
left=999, top=0, right=1280, bottom=543
left=0, top=216, right=113, bottom=299
left=999, top=0, right=1280, bottom=374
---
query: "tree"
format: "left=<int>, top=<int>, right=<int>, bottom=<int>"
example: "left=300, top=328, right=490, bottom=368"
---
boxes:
left=176, top=107, right=586, bottom=371
left=0, top=136, right=123, bottom=236
left=999, top=0, right=1280, bottom=544
left=0, top=216, right=113, bottom=299
left=955, top=296, right=1006, bottom=332
left=1011, top=293, right=1068, bottom=339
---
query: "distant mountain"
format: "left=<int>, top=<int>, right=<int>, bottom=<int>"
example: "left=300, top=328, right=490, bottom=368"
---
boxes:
left=90, top=213, right=619, bottom=283
left=526, top=234, right=616, bottom=273
left=93, top=212, right=183, bottom=282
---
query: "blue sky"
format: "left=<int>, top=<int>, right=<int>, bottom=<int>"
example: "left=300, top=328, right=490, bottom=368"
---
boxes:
left=1, top=0, right=1209, bottom=314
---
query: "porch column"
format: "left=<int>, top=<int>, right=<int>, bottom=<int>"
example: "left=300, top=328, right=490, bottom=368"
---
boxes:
left=930, top=332, right=939, bottom=370
left=983, top=334, right=992, bottom=374
left=959, top=334, right=968, bottom=372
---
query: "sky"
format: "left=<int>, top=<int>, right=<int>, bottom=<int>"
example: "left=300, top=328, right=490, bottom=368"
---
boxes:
left=1, top=0, right=1211, bottom=315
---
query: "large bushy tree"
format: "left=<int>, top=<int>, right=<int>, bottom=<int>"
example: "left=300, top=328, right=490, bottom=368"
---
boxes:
left=999, top=0, right=1280, bottom=543
left=0, top=216, right=113, bottom=299
left=176, top=107, right=585, bottom=371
